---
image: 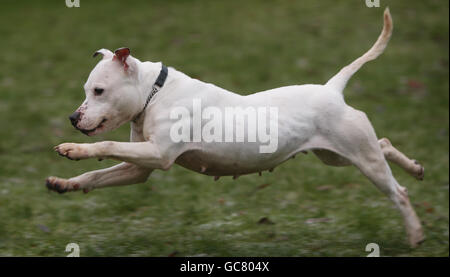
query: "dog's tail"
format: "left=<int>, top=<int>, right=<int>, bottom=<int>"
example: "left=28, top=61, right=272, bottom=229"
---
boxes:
left=325, top=7, right=393, bottom=94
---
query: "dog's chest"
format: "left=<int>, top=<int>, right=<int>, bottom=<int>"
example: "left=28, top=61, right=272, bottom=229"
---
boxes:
left=130, top=122, right=146, bottom=142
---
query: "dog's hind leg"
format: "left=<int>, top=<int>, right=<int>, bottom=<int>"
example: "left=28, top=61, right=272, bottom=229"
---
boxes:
left=378, top=138, right=424, bottom=180
left=319, top=109, right=424, bottom=247
left=313, top=139, right=425, bottom=182
left=352, top=153, right=424, bottom=247
left=46, top=162, right=153, bottom=193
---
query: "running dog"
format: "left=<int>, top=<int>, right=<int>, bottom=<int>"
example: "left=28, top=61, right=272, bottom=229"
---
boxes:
left=46, top=8, right=425, bottom=247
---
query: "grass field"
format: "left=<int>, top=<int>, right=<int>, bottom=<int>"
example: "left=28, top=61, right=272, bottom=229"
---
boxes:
left=0, top=0, right=448, bottom=256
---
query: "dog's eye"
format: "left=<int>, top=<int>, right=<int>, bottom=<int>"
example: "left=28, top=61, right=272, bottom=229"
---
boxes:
left=94, top=88, right=104, bottom=96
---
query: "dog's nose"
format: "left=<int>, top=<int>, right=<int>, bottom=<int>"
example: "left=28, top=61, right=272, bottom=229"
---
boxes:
left=69, top=111, right=81, bottom=127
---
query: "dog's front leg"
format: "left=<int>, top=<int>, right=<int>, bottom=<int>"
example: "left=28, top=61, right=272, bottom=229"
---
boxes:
left=55, top=141, right=168, bottom=169
left=46, top=162, right=152, bottom=193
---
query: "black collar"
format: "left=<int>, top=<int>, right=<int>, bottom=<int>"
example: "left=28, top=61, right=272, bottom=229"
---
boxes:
left=133, top=64, right=168, bottom=122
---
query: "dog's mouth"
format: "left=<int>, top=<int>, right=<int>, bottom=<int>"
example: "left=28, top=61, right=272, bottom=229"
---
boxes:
left=79, top=118, right=107, bottom=135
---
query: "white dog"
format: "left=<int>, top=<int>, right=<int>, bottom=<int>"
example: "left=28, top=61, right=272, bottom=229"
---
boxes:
left=46, top=8, right=425, bottom=247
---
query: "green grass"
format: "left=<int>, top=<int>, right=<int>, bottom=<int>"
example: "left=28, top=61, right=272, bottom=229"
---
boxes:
left=0, top=0, right=448, bottom=256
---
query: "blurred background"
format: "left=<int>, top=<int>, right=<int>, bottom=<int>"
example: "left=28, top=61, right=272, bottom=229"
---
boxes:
left=0, top=0, right=448, bottom=256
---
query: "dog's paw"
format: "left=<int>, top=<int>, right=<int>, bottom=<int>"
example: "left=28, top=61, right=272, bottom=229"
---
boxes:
left=46, top=176, right=81, bottom=194
left=55, top=143, right=90, bottom=160
left=408, top=226, right=426, bottom=248
left=412, top=160, right=425, bottom=181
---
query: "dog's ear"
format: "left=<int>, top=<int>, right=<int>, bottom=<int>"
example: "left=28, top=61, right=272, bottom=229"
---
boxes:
left=113, top=47, right=132, bottom=71
left=93, top=48, right=113, bottom=60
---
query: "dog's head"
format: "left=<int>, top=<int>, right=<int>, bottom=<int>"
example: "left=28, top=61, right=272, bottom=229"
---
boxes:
left=69, top=48, right=143, bottom=136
